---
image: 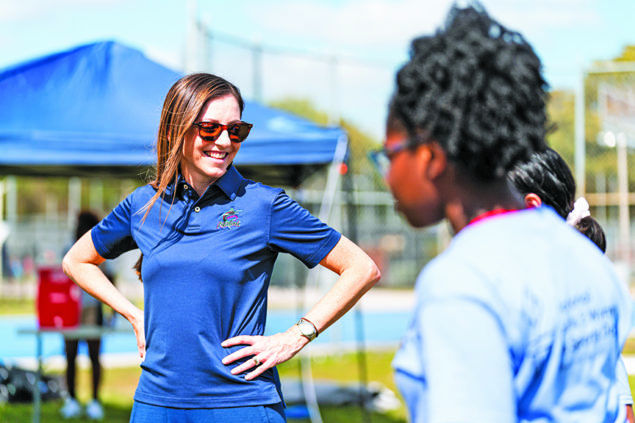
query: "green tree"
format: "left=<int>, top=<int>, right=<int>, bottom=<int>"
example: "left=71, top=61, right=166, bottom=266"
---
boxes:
left=547, top=45, right=635, bottom=193
left=268, top=98, right=383, bottom=186
left=614, top=45, right=635, bottom=62
left=546, top=90, right=575, bottom=167
left=583, top=45, right=635, bottom=192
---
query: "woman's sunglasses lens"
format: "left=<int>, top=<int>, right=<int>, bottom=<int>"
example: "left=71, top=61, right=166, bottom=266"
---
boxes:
left=236, top=124, right=251, bottom=142
left=200, top=124, right=222, bottom=138
left=226, top=124, right=251, bottom=142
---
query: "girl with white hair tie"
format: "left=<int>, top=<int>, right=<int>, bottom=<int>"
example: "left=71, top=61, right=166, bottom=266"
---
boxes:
left=509, top=147, right=633, bottom=423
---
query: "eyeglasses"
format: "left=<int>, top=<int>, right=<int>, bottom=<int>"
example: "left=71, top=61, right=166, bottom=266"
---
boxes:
left=368, top=140, right=408, bottom=178
left=193, top=121, right=253, bottom=143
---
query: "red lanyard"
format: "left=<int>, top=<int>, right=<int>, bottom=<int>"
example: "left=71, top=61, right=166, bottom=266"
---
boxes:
left=468, top=208, right=518, bottom=226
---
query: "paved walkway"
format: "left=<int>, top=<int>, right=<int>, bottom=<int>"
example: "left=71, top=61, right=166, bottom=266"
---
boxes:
left=268, top=286, right=416, bottom=311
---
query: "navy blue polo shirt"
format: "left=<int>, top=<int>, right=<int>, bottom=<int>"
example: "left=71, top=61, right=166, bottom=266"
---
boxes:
left=91, top=166, right=341, bottom=408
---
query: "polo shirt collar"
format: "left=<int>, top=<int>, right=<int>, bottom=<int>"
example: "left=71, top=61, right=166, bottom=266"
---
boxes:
left=162, top=175, right=181, bottom=198
left=164, top=165, right=244, bottom=201
left=214, top=165, right=243, bottom=201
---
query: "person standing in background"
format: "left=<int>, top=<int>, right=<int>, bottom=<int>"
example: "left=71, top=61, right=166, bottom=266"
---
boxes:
left=61, top=211, right=109, bottom=420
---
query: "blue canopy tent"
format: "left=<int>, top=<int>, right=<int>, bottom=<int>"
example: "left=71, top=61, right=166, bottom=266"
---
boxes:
left=0, top=40, right=347, bottom=187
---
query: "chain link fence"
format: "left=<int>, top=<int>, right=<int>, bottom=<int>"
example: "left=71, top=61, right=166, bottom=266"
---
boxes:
left=576, top=61, right=635, bottom=284
left=1, top=165, right=444, bottom=299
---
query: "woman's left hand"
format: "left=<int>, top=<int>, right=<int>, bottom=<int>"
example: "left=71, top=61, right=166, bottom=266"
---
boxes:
left=221, top=326, right=309, bottom=381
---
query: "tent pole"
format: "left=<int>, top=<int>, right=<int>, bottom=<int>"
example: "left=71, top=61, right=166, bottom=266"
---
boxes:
left=0, top=178, right=5, bottom=285
left=3, top=177, right=17, bottom=287
left=302, top=134, right=348, bottom=423
left=68, top=178, right=82, bottom=233
left=89, top=179, right=104, bottom=213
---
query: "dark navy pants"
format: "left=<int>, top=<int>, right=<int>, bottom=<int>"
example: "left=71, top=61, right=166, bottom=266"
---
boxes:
left=130, top=401, right=286, bottom=423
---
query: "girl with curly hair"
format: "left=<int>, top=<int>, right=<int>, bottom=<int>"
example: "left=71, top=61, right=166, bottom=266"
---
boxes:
left=377, top=4, right=632, bottom=422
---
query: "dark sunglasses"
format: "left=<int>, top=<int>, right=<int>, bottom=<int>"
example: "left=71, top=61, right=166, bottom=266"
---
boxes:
left=193, top=121, right=253, bottom=143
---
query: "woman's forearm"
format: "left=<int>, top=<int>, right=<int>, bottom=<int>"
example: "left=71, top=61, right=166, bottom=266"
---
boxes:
left=63, top=231, right=146, bottom=358
left=220, top=237, right=380, bottom=380
left=63, top=259, right=140, bottom=323
left=302, top=236, right=381, bottom=334
left=62, top=231, right=142, bottom=325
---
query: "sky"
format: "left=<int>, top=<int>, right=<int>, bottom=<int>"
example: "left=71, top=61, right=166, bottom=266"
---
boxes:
left=2, top=0, right=634, bottom=139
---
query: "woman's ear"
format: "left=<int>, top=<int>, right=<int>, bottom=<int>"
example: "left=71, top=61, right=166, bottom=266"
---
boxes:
left=524, top=193, right=542, bottom=208
left=415, top=141, right=447, bottom=181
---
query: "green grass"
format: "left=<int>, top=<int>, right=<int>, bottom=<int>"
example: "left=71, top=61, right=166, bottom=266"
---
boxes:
left=0, top=298, right=35, bottom=316
left=0, top=297, right=135, bottom=318
left=0, top=366, right=141, bottom=423
left=277, top=349, right=407, bottom=422
left=0, top=350, right=407, bottom=423
left=0, top=400, right=404, bottom=423
left=0, top=401, right=132, bottom=423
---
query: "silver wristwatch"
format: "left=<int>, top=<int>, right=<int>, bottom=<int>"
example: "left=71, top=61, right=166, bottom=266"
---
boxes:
left=296, top=318, right=318, bottom=341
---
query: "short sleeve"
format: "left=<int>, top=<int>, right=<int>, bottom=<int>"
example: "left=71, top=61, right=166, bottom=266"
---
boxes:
left=91, top=193, right=138, bottom=259
left=268, top=192, right=341, bottom=268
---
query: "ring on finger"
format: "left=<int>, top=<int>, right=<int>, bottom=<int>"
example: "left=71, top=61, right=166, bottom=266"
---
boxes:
left=253, top=357, right=260, bottom=366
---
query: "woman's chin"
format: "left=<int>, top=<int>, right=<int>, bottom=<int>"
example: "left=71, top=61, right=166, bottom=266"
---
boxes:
left=202, top=165, right=229, bottom=180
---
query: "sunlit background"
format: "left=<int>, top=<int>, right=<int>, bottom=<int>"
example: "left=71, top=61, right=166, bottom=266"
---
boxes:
left=2, top=0, right=634, bottom=137
left=1, top=1, right=634, bottom=422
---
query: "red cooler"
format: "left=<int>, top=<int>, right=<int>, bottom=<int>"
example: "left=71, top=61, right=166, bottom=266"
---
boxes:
left=36, top=266, right=81, bottom=328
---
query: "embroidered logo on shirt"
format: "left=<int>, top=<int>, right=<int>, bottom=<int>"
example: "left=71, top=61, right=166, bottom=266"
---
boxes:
left=217, top=208, right=242, bottom=229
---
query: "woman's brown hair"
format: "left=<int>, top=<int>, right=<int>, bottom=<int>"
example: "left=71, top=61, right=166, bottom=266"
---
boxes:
left=140, top=73, right=245, bottom=219
left=134, top=73, right=245, bottom=280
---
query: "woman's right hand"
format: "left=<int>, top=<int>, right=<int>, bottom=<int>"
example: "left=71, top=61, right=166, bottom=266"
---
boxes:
left=128, top=307, right=146, bottom=359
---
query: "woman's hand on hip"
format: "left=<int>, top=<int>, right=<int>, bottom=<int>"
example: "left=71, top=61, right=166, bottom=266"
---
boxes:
left=128, top=307, right=146, bottom=359
left=221, top=326, right=309, bottom=381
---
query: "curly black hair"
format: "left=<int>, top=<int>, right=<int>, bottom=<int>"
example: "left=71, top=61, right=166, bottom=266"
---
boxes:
left=508, top=148, right=606, bottom=252
left=390, top=3, right=549, bottom=180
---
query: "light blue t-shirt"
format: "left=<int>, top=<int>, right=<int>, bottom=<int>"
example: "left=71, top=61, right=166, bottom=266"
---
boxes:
left=393, top=207, right=632, bottom=423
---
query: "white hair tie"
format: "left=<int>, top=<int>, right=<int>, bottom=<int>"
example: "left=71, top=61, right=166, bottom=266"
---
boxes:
left=566, top=197, right=590, bottom=226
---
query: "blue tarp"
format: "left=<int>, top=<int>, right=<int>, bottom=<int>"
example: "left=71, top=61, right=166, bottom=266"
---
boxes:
left=0, top=41, right=345, bottom=186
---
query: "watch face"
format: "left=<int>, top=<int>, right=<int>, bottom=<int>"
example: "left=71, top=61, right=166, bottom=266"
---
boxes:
left=298, top=320, right=316, bottom=339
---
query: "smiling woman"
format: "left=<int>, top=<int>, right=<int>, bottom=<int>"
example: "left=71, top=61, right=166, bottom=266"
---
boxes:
left=180, top=94, right=245, bottom=196
left=61, top=72, right=381, bottom=423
